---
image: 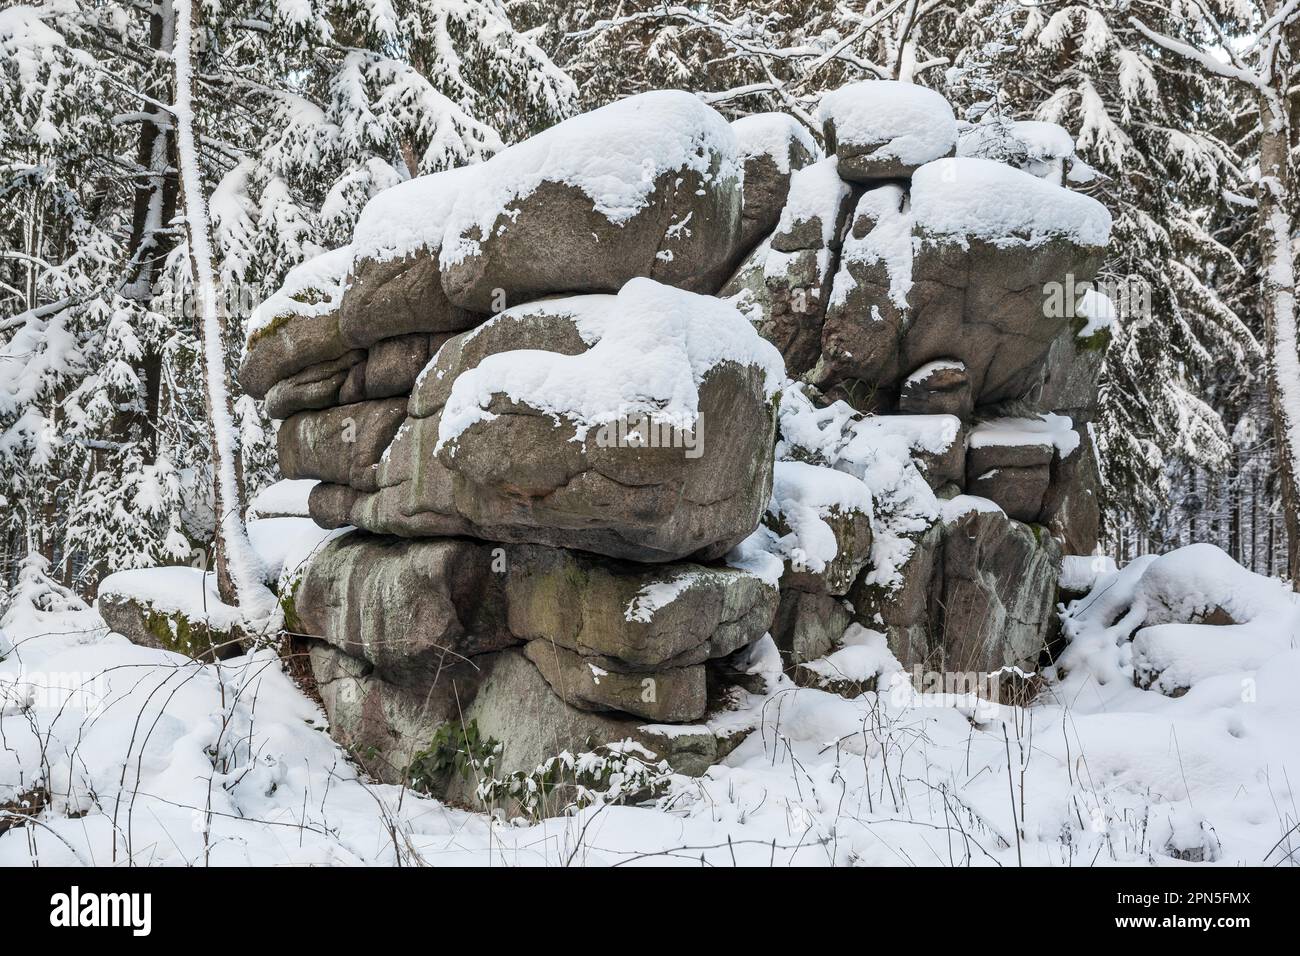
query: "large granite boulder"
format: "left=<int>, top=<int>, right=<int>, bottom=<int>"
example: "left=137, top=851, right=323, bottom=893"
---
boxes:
left=730, top=113, right=819, bottom=256
left=438, top=92, right=744, bottom=313
left=298, top=530, right=776, bottom=786
left=965, top=414, right=1081, bottom=524
left=851, top=501, right=1062, bottom=674
left=329, top=281, right=786, bottom=563
left=815, top=158, right=1111, bottom=406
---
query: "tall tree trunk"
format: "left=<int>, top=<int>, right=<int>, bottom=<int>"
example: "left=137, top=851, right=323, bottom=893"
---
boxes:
left=1255, top=81, right=1300, bottom=585
left=171, top=0, right=275, bottom=624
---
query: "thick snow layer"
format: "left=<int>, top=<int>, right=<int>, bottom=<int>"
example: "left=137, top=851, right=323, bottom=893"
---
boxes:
left=247, top=478, right=317, bottom=518
left=773, top=156, right=851, bottom=246
left=245, top=245, right=352, bottom=344
left=97, top=567, right=244, bottom=631
left=7, top=542, right=1300, bottom=866
left=437, top=278, right=785, bottom=449
left=855, top=412, right=962, bottom=457
left=440, top=91, right=739, bottom=267
left=969, top=413, right=1079, bottom=456
left=940, top=494, right=1005, bottom=523
left=769, top=460, right=874, bottom=572
left=911, top=157, right=1112, bottom=248
left=247, top=517, right=346, bottom=591
left=830, top=183, right=913, bottom=310
left=731, top=112, right=819, bottom=173
left=775, top=386, right=940, bottom=589
left=1009, top=120, right=1075, bottom=162
left=800, top=624, right=902, bottom=685
left=1077, top=287, right=1117, bottom=338
left=1060, top=553, right=1117, bottom=592
left=351, top=163, right=482, bottom=263
left=817, top=80, right=957, bottom=165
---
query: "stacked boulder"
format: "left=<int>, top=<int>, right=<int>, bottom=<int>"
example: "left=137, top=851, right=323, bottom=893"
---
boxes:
left=233, top=84, right=1113, bottom=795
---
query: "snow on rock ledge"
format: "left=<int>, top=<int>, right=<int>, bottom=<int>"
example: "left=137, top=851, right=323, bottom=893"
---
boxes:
left=911, top=157, right=1112, bottom=249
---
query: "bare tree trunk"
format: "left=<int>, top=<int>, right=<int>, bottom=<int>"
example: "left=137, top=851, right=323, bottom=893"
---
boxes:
left=171, top=0, right=275, bottom=623
left=1255, top=81, right=1300, bottom=585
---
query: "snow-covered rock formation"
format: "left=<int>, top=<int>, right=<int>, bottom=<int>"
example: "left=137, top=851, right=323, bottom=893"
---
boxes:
left=213, top=83, right=1115, bottom=800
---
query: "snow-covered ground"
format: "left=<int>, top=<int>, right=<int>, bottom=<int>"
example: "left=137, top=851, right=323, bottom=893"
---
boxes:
left=1, top=534, right=1297, bottom=866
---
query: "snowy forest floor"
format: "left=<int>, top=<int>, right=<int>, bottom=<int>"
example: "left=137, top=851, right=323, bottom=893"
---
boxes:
left=1, top=524, right=1298, bottom=867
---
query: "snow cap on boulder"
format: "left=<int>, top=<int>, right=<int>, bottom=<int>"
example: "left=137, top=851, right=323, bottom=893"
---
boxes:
left=911, top=157, right=1112, bottom=249
left=438, top=90, right=744, bottom=311
left=818, top=80, right=958, bottom=182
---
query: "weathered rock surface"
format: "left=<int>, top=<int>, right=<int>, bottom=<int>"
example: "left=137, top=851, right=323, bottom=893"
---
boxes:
left=277, top=398, right=407, bottom=492
left=743, top=158, right=855, bottom=376
left=439, top=92, right=744, bottom=312
left=239, top=247, right=353, bottom=399
left=337, top=164, right=484, bottom=349
left=852, top=508, right=1061, bottom=674
left=340, top=283, right=784, bottom=563
left=815, top=159, right=1110, bottom=407
left=731, top=113, right=819, bottom=256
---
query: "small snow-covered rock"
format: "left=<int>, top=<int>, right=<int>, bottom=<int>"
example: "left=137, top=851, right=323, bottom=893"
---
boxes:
left=818, top=80, right=958, bottom=182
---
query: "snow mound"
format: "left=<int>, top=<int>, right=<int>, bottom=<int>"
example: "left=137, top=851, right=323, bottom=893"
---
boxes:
left=437, top=278, right=786, bottom=449
left=969, top=413, right=1079, bottom=455
left=1060, top=553, right=1117, bottom=592
left=245, top=245, right=352, bottom=344
left=817, top=80, right=957, bottom=166
left=98, top=567, right=243, bottom=632
left=769, top=460, right=874, bottom=572
left=731, top=112, right=819, bottom=173
left=440, top=91, right=739, bottom=267
left=1134, top=543, right=1295, bottom=628
left=351, top=163, right=482, bottom=264
left=799, top=624, right=902, bottom=686
left=247, top=478, right=317, bottom=518
left=1077, top=287, right=1116, bottom=338
left=911, top=157, right=1112, bottom=248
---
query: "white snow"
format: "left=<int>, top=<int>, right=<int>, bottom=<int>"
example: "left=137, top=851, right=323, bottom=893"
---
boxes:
left=940, top=494, right=1005, bottom=522
left=245, top=245, right=353, bottom=345
left=97, top=566, right=244, bottom=632
left=799, top=624, right=902, bottom=686
left=624, top=571, right=704, bottom=624
left=436, top=278, right=785, bottom=449
left=1060, top=553, right=1118, bottom=592
left=247, top=478, right=317, bottom=518
left=440, top=91, right=739, bottom=267
left=830, top=183, right=913, bottom=310
left=768, top=460, right=874, bottom=572
left=6, top=543, right=1300, bottom=866
left=911, top=157, right=1112, bottom=248
left=1077, top=287, right=1117, bottom=338
left=817, top=80, right=957, bottom=167
left=731, top=112, right=819, bottom=173
left=905, top=359, right=965, bottom=384
left=969, top=413, right=1079, bottom=455
left=246, top=517, right=346, bottom=591
left=772, top=156, right=851, bottom=246
left=350, top=163, right=481, bottom=264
